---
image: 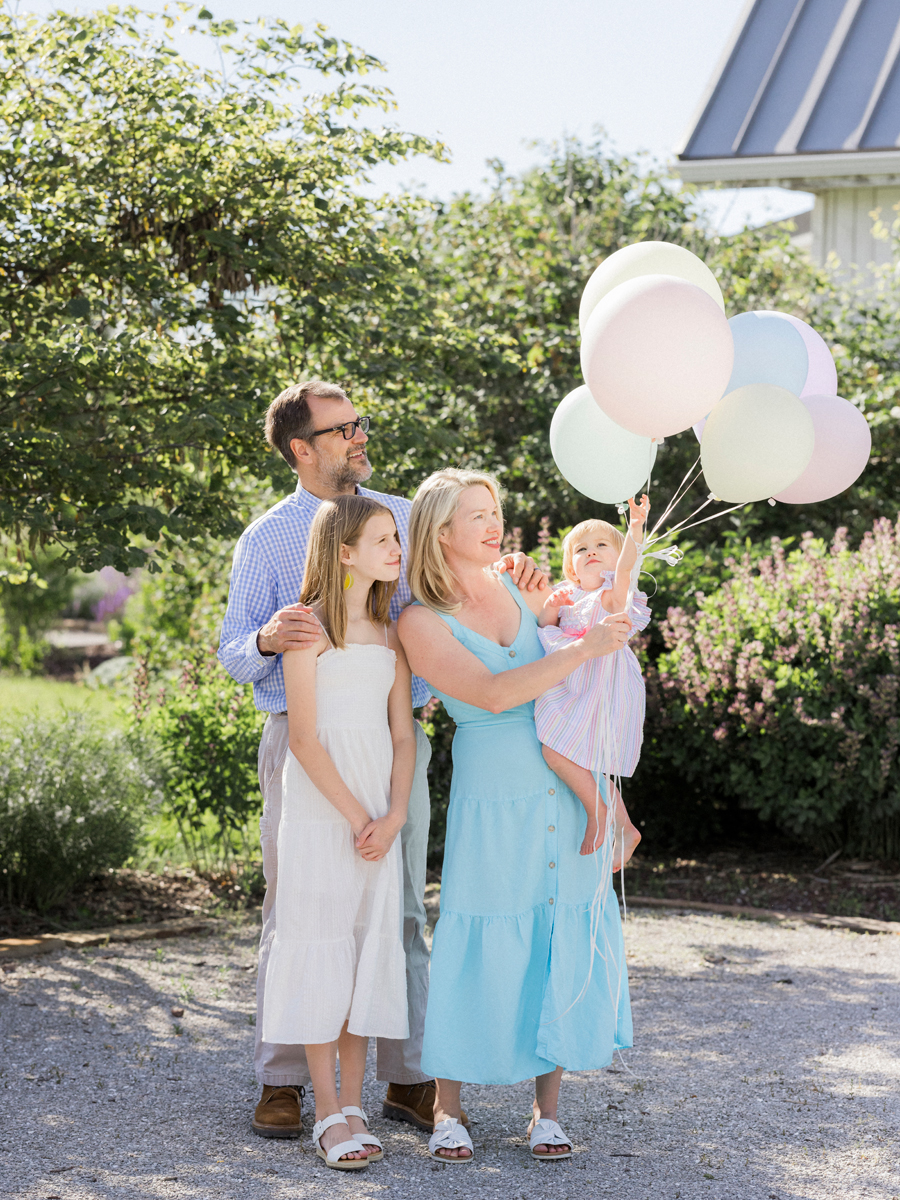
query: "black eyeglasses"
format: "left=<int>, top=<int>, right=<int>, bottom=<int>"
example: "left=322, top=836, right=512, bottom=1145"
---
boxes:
left=308, top=417, right=370, bottom=441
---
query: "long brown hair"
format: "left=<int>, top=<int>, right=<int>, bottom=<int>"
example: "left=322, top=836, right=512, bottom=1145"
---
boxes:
left=300, top=495, right=397, bottom=648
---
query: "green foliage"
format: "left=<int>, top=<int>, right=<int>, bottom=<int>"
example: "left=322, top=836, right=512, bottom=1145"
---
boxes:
left=634, top=519, right=900, bottom=858
left=0, top=710, right=158, bottom=910
left=139, top=649, right=266, bottom=870
left=419, top=699, right=455, bottom=864
left=0, top=542, right=76, bottom=672
left=347, top=141, right=842, bottom=548
left=0, top=5, right=443, bottom=573
left=119, top=513, right=266, bottom=869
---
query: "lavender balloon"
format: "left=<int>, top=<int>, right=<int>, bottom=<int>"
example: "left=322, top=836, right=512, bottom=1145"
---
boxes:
left=774, top=395, right=870, bottom=504
left=768, top=313, right=838, bottom=398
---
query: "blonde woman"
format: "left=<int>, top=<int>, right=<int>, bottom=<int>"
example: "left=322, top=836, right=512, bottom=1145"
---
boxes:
left=262, top=495, right=416, bottom=1171
left=398, top=469, right=634, bottom=1164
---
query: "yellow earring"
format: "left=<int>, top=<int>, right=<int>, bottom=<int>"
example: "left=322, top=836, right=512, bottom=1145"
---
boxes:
left=343, top=572, right=353, bottom=591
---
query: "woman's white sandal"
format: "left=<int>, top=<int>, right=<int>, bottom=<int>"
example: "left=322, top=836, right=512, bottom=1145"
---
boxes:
left=428, top=1117, right=474, bottom=1163
left=341, top=1106, right=384, bottom=1162
left=312, top=1113, right=368, bottom=1170
left=529, top=1117, right=573, bottom=1161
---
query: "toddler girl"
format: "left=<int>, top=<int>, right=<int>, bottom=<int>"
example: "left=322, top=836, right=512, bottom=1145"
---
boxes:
left=535, top=496, right=650, bottom=861
left=261, top=495, right=416, bottom=1171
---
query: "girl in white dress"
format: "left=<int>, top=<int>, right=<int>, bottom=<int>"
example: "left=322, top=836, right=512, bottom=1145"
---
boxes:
left=261, top=495, right=416, bottom=1171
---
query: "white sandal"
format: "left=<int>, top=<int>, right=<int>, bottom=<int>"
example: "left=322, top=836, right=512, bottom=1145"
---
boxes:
left=428, top=1117, right=474, bottom=1163
left=529, top=1117, right=573, bottom=1160
left=341, top=1105, right=384, bottom=1162
left=312, top=1113, right=368, bottom=1170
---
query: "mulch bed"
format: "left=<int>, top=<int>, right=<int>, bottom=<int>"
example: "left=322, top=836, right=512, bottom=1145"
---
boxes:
left=4, top=850, right=898, bottom=940
left=0, top=867, right=260, bottom=940
left=616, top=848, right=900, bottom=923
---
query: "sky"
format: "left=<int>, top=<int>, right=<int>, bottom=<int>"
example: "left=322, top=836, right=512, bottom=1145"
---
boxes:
left=18, top=0, right=815, bottom=233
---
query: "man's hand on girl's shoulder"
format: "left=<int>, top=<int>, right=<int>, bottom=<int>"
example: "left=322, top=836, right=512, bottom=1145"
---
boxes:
left=257, top=604, right=322, bottom=655
left=495, top=551, right=549, bottom=592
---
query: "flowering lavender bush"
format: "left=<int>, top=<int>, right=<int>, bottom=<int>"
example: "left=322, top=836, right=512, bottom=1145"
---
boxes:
left=0, top=712, right=161, bottom=911
left=645, top=518, right=900, bottom=858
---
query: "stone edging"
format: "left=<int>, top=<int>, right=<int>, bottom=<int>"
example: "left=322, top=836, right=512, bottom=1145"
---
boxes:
left=0, top=915, right=227, bottom=962
left=622, top=894, right=900, bottom=936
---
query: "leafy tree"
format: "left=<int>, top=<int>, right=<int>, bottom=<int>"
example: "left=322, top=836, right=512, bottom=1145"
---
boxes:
left=0, top=4, right=442, bottom=572
left=328, top=140, right=895, bottom=552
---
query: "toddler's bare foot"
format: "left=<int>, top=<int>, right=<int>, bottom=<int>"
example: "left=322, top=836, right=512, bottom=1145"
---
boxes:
left=611, top=823, right=641, bottom=872
left=579, top=811, right=605, bottom=856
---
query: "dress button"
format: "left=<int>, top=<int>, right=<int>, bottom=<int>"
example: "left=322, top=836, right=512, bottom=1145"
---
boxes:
left=509, top=650, right=516, bottom=658
left=548, top=825, right=555, bottom=832
left=548, top=898, right=554, bottom=905
left=548, top=788, right=555, bottom=796
left=549, top=862, right=556, bottom=869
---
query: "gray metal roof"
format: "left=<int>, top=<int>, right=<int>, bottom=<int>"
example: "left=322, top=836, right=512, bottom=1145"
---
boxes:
left=679, top=0, right=900, bottom=161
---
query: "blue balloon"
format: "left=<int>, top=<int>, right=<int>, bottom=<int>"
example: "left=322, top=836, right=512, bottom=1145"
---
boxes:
left=725, top=311, right=809, bottom=395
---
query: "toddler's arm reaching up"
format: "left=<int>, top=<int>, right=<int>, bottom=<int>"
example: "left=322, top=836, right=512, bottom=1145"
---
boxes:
left=603, top=494, right=650, bottom=613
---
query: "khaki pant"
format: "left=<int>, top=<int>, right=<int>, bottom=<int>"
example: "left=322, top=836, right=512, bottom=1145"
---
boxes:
left=253, top=714, right=432, bottom=1086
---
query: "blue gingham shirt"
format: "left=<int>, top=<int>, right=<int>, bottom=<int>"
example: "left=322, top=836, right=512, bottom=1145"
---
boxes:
left=217, top=480, right=430, bottom=711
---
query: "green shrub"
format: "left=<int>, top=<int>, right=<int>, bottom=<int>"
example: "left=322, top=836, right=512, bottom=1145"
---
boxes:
left=138, top=648, right=266, bottom=870
left=636, top=519, right=900, bottom=858
left=0, top=711, right=159, bottom=910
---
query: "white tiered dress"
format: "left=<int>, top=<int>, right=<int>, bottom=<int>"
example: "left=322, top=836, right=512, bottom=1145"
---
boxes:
left=261, top=638, right=409, bottom=1045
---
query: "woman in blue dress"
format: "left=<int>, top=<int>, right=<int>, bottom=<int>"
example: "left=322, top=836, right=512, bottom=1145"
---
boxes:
left=398, top=468, right=633, bottom=1164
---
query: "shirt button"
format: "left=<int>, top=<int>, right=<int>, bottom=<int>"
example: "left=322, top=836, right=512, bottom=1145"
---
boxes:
left=548, top=825, right=555, bottom=832
left=509, top=650, right=516, bottom=657
left=549, top=898, right=554, bottom=905
left=548, top=788, right=555, bottom=795
left=549, top=862, right=556, bottom=869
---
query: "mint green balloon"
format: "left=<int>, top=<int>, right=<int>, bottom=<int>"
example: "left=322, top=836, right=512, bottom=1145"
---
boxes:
left=550, top=385, right=658, bottom=504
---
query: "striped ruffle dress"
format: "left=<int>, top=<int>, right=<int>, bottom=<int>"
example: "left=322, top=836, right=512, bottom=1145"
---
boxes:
left=534, top=574, right=651, bottom=777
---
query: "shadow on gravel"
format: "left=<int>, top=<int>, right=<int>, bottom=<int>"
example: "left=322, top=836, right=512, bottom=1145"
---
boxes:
left=1, top=919, right=897, bottom=1200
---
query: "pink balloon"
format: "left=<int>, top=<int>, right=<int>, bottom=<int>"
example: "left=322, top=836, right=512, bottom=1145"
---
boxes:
left=768, top=313, right=838, bottom=398
left=774, top=395, right=871, bottom=504
left=580, top=274, right=734, bottom=439
left=693, top=416, right=706, bottom=442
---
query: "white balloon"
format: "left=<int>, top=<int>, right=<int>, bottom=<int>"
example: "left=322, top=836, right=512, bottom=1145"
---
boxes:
left=581, top=274, right=734, bottom=439
left=579, top=240, right=725, bottom=333
left=701, top=384, right=815, bottom=503
left=550, top=385, right=658, bottom=504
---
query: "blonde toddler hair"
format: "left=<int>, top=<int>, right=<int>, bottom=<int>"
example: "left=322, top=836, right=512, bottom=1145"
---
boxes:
left=407, top=468, right=503, bottom=614
left=300, top=494, right=397, bottom=648
left=561, top=519, right=624, bottom=585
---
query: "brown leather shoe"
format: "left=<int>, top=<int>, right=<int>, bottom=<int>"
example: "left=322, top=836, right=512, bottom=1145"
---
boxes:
left=382, top=1081, right=470, bottom=1132
left=251, top=1085, right=303, bottom=1138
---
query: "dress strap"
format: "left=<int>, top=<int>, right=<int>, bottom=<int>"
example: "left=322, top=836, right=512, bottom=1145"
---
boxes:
left=384, top=623, right=389, bottom=647
left=500, top=569, right=533, bottom=618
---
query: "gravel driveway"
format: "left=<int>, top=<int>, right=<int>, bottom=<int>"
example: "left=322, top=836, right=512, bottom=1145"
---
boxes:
left=1, top=909, right=897, bottom=1199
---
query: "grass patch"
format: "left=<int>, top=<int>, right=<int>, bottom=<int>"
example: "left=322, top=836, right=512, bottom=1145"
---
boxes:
left=0, top=676, right=125, bottom=724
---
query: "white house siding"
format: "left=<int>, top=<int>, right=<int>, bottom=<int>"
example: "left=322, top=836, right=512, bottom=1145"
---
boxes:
left=813, top=185, right=900, bottom=269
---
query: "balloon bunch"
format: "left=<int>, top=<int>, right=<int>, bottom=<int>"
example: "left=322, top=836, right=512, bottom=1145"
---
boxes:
left=551, top=241, right=871, bottom=508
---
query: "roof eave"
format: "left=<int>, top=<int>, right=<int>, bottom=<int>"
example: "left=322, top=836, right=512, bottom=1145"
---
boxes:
left=675, top=148, right=900, bottom=190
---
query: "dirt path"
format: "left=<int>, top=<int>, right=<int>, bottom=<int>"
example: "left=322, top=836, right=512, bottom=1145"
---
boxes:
left=1, top=910, right=897, bottom=1199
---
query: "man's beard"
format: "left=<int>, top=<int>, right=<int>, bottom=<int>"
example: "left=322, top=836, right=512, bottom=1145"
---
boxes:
left=322, top=449, right=373, bottom=492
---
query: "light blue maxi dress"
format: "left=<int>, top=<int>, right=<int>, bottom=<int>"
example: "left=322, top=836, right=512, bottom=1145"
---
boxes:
left=420, top=574, right=632, bottom=1086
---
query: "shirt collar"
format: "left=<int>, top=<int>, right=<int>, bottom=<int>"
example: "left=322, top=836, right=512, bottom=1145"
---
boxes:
left=290, top=478, right=364, bottom=510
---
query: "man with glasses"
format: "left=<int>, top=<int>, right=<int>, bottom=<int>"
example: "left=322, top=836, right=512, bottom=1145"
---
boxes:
left=218, top=380, right=546, bottom=1142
